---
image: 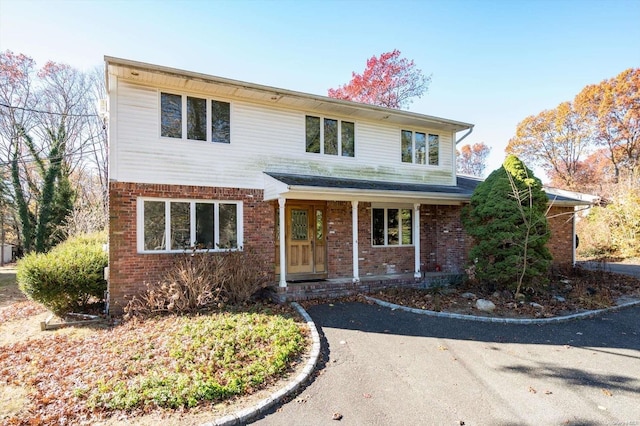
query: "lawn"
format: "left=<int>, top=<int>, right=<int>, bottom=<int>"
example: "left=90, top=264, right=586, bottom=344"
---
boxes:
left=0, top=267, right=309, bottom=425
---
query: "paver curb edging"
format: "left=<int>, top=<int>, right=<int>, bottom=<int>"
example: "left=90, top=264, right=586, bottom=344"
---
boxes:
left=202, top=302, right=321, bottom=426
left=364, top=295, right=640, bottom=324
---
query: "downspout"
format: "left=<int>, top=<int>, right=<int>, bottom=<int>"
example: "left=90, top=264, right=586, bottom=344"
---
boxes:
left=455, top=125, right=474, bottom=145
left=454, top=126, right=474, bottom=185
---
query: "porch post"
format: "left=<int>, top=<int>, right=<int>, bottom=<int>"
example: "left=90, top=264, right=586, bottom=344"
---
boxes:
left=414, top=203, right=421, bottom=279
left=278, top=198, right=287, bottom=287
left=351, top=200, right=360, bottom=283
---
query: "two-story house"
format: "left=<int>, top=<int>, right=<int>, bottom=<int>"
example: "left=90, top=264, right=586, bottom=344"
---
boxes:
left=105, top=57, right=589, bottom=315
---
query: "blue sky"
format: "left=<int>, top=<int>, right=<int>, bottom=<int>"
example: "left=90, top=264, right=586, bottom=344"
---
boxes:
left=1, top=0, right=639, bottom=178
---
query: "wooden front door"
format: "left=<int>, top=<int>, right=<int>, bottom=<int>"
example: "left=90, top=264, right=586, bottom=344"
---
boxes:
left=284, top=203, right=326, bottom=279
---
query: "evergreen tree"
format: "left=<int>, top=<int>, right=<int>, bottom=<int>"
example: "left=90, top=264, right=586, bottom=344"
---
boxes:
left=462, top=155, right=552, bottom=293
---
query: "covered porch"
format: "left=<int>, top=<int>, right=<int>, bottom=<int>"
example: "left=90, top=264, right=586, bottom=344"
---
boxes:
left=264, top=172, right=473, bottom=299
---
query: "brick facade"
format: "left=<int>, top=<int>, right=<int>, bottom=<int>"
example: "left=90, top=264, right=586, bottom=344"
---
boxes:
left=108, top=182, right=576, bottom=313
left=108, top=182, right=275, bottom=314
left=547, top=206, right=575, bottom=264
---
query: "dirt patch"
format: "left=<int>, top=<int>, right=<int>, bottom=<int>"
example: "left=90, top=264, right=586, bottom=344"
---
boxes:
left=0, top=384, right=30, bottom=419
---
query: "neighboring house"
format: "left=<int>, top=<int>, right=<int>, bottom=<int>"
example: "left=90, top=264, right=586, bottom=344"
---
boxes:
left=105, top=57, right=591, bottom=315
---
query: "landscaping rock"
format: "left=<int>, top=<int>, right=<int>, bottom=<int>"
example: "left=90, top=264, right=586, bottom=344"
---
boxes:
left=553, top=296, right=566, bottom=303
left=530, top=302, right=544, bottom=309
left=492, top=291, right=502, bottom=299
left=461, top=292, right=476, bottom=299
left=476, top=299, right=496, bottom=312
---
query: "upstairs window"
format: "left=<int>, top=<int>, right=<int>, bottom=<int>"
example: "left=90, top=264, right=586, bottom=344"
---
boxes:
left=160, top=92, right=231, bottom=143
left=306, top=115, right=355, bottom=157
left=401, top=130, right=439, bottom=165
left=161, top=93, right=182, bottom=138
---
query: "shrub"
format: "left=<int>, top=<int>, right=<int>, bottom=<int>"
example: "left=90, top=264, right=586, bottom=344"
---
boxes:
left=17, top=232, right=108, bottom=314
left=462, top=155, right=552, bottom=294
left=125, top=247, right=271, bottom=318
left=577, top=188, right=640, bottom=259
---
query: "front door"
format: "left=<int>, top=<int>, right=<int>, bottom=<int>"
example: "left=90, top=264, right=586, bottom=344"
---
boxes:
left=280, top=202, right=327, bottom=279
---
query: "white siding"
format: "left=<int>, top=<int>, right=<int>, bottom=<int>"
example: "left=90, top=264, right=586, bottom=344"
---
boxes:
left=111, top=80, right=457, bottom=189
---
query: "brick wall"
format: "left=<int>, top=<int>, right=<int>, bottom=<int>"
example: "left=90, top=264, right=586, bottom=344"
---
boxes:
left=108, top=182, right=275, bottom=314
left=419, top=205, right=468, bottom=273
left=325, top=201, right=353, bottom=278
left=547, top=206, right=575, bottom=264
left=357, top=202, right=415, bottom=276
left=109, top=181, right=577, bottom=314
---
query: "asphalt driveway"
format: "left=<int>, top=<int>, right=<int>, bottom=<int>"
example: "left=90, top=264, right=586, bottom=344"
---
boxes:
left=578, top=260, right=640, bottom=279
left=252, top=302, right=640, bottom=425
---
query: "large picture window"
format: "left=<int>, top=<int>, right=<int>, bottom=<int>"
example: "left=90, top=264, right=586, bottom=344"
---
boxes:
left=401, top=130, right=439, bottom=165
left=372, top=207, right=413, bottom=246
left=138, top=198, right=242, bottom=252
left=305, top=115, right=355, bottom=157
left=160, top=92, right=231, bottom=143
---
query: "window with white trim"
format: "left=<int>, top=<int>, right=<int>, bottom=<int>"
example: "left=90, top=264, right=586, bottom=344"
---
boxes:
left=305, top=115, right=355, bottom=157
left=160, top=92, right=230, bottom=143
left=372, top=207, right=413, bottom=246
left=138, top=198, right=242, bottom=252
left=401, top=130, right=439, bottom=165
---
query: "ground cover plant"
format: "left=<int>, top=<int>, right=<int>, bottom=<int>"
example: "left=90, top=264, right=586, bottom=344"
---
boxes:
left=0, top=304, right=307, bottom=425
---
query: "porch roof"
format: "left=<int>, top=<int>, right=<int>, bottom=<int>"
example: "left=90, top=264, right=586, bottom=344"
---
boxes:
left=263, top=172, right=594, bottom=207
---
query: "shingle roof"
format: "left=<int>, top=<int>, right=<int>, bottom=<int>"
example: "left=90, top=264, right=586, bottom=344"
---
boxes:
left=265, top=172, right=592, bottom=205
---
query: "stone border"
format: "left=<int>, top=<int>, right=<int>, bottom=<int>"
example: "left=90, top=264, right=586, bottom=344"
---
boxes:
left=365, top=295, right=640, bottom=324
left=203, top=302, right=321, bottom=426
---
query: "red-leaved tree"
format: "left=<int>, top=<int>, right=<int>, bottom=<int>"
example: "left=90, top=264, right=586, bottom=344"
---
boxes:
left=328, top=49, right=430, bottom=109
left=457, top=142, right=492, bottom=177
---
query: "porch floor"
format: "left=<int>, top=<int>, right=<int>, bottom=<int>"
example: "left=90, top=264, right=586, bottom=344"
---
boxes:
left=271, top=272, right=461, bottom=303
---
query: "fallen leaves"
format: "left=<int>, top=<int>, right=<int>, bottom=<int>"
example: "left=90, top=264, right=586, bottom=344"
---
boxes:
left=0, top=306, right=308, bottom=425
left=0, top=301, right=46, bottom=323
left=373, top=268, right=640, bottom=319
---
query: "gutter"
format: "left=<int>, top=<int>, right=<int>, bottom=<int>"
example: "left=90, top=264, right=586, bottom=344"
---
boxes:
left=455, top=125, right=474, bottom=145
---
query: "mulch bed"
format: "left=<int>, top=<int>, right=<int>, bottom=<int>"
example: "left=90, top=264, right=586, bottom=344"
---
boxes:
left=302, top=266, right=640, bottom=319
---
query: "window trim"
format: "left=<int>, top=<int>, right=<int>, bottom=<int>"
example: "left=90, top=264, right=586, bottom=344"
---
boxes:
left=137, top=197, right=243, bottom=253
left=305, top=114, right=356, bottom=158
left=371, top=205, right=414, bottom=247
left=400, top=129, right=440, bottom=166
left=159, top=91, right=232, bottom=144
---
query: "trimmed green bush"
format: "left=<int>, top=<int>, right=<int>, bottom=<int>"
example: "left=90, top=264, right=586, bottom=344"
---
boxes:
left=17, top=232, right=108, bottom=314
left=462, top=155, right=552, bottom=293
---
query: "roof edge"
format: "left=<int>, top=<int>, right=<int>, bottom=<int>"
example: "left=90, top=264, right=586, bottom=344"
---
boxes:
left=104, top=56, right=474, bottom=132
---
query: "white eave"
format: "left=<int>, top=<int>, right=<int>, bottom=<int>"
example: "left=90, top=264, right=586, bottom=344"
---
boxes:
left=544, top=187, right=599, bottom=207
left=104, top=56, right=473, bottom=133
